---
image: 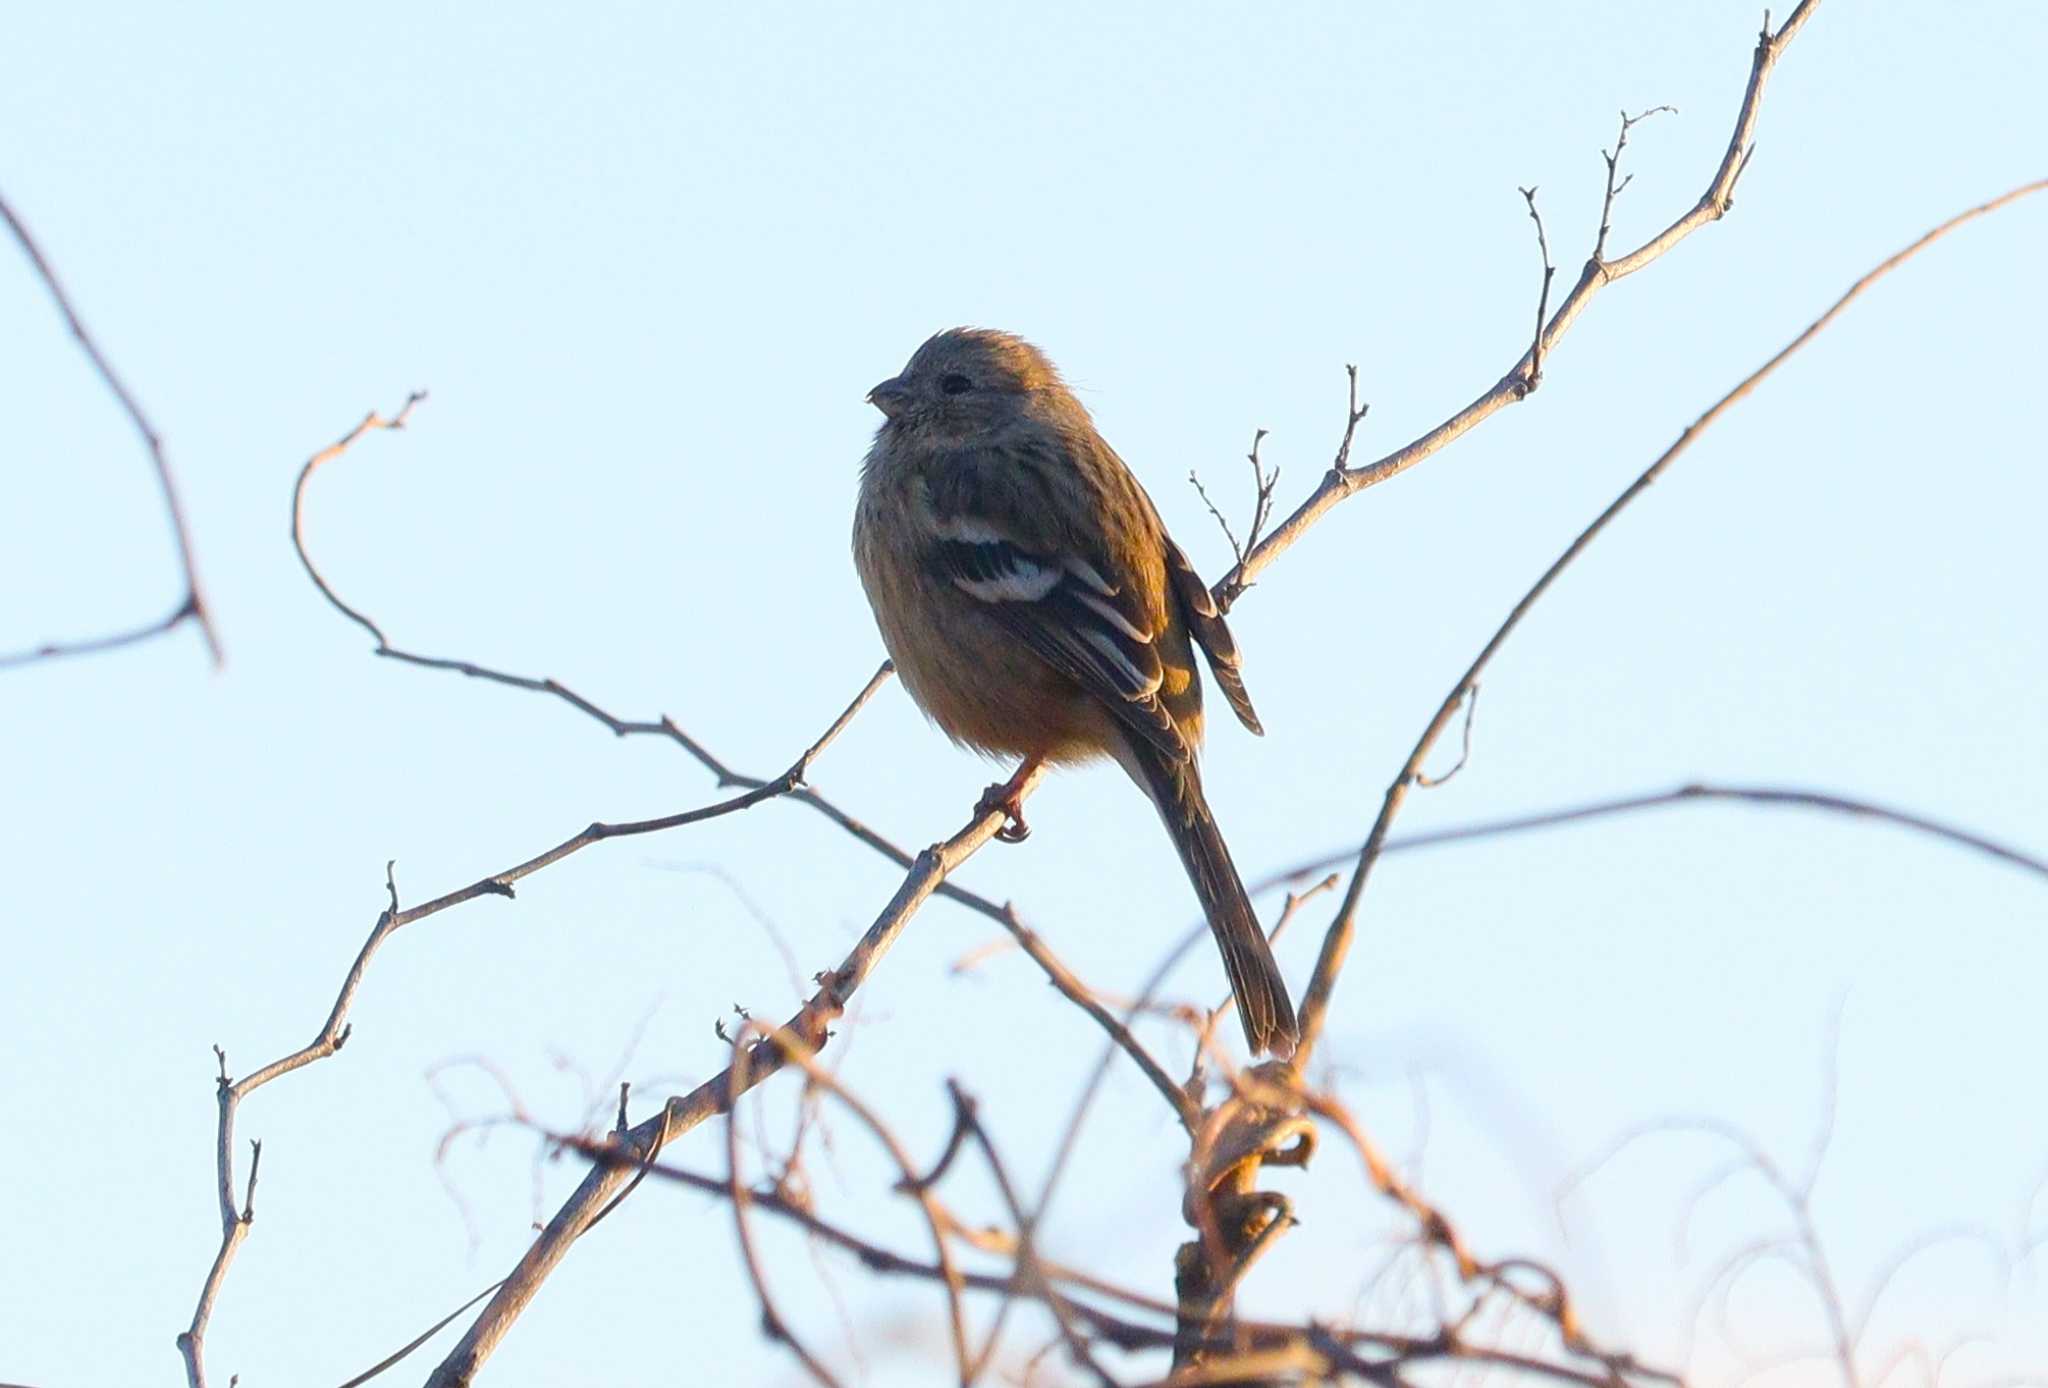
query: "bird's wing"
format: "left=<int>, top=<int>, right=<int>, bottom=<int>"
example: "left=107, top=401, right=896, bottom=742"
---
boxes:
left=921, top=465, right=1186, bottom=759
left=1164, top=538, right=1263, bottom=736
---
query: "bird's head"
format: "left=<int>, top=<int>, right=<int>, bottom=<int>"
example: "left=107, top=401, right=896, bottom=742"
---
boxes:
left=867, top=327, right=1068, bottom=443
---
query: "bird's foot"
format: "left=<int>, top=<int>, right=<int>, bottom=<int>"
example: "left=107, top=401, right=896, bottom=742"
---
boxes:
left=975, top=759, right=1041, bottom=844
left=975, top=782, right=1032, bottom=843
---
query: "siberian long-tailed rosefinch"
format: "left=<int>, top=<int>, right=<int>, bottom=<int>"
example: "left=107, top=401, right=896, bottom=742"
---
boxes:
left=852, top=328, right=1296, bottom=1057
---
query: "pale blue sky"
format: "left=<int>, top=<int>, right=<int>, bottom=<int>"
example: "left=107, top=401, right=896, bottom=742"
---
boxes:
left=4, top=4, right=2044, bottom=1385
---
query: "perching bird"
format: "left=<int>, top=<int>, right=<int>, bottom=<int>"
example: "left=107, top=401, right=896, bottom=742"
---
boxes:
left=852, top=327, right=1298, bottom=1058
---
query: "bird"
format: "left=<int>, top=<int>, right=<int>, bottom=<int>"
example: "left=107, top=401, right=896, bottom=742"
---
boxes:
left=851, top=327, right=1298, bottom=1058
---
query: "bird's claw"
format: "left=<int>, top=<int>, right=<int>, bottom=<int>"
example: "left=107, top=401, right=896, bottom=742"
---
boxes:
left=975, top=783, right=1032, bottom=844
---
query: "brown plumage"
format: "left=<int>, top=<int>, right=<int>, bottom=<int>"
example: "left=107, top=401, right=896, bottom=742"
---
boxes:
left=851, top=327, right=1297, bottom=1057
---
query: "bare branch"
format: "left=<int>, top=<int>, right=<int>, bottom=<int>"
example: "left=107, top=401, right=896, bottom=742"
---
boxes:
left=946, top=1081, right=1121, bottom=1388
left=1260, top=781, right=2048, bottom=892
left=0, top=190, right=221, bottom=669
left=423, top=776, right=1038, bottom=1386
left=1292, top=176, right=2048, bottom=1066
left=173, top=657, right=886, bottom=1384
left=1293, top=1080, right=1676, bottom=1386
left=996, top=902, right=1198, bottom=1132
left=1212, top=1, right=1826, bottom=604
left=289, top=391, right=429, bottom=648
left=507, top=1104, right=1643, bottom=1388
left=1562, top=1012, right=2019, bottom=1388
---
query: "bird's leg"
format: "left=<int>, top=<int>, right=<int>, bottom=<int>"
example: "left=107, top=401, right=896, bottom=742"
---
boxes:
left=975, top=755, right=1043, bottom=844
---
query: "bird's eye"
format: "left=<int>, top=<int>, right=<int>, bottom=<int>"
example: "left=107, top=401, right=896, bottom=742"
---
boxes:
left=940, top=373, right=973, bottom=395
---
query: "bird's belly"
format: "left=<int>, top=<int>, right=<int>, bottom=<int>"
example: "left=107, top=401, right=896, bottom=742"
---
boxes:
left=898, top=612, right=1108, bottom=761
left=857, top=549, right=1108, bottom=762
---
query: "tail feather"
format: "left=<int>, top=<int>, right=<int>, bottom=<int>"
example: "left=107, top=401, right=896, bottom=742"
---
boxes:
left=1123, top=738, right=1298, bottom=1058
left=1164, top=538, right=1264, bottom=736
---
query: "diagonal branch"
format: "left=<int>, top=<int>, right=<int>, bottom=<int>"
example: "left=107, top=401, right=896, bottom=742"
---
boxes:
left=0, top=190, right=222, bottom=669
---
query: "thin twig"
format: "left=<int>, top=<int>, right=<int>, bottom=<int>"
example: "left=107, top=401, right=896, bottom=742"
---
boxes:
left=387, top=664, right=892, bottom=926
left=1556, top=1006, right=1960, bottom=1388
left=996, top=904, right=1197, bottom=1131
left=1516, top=188, right=1557, bottom=396
left=1286, top=1079, right=1671, bottom=1386
left=740, top=1024, right=973, bottom=1385
left=1190, top=427, right=1279, bottom=591
left=949, top=1082, right=1121, bottom=1388
left=1262, top=781, right=2048, bottom=889
left=1242, top=430, right=1279, bottom=559
left=0, top=190, right=221, bottom=669
left=1189, top=470, right=1244, bottom=568
left=1330, top=365, right=1371, bottom=474
left=1413, top=684, right=1479, bottom=789
left=1594, top=106, right=1679, bottom=262
left=1216, top=373, right=1368, bottom=613
left=331, top=1279, right=508, bottom=1388
left=724, top=1035, right=844, bottom=1388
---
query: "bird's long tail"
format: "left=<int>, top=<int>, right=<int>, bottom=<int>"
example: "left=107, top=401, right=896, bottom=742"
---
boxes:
left=1123, top=737, right=1298, bottom=1058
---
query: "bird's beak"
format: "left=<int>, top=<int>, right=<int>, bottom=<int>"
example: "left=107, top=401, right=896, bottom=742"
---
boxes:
left=867, top=377, right=913, bottom=419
